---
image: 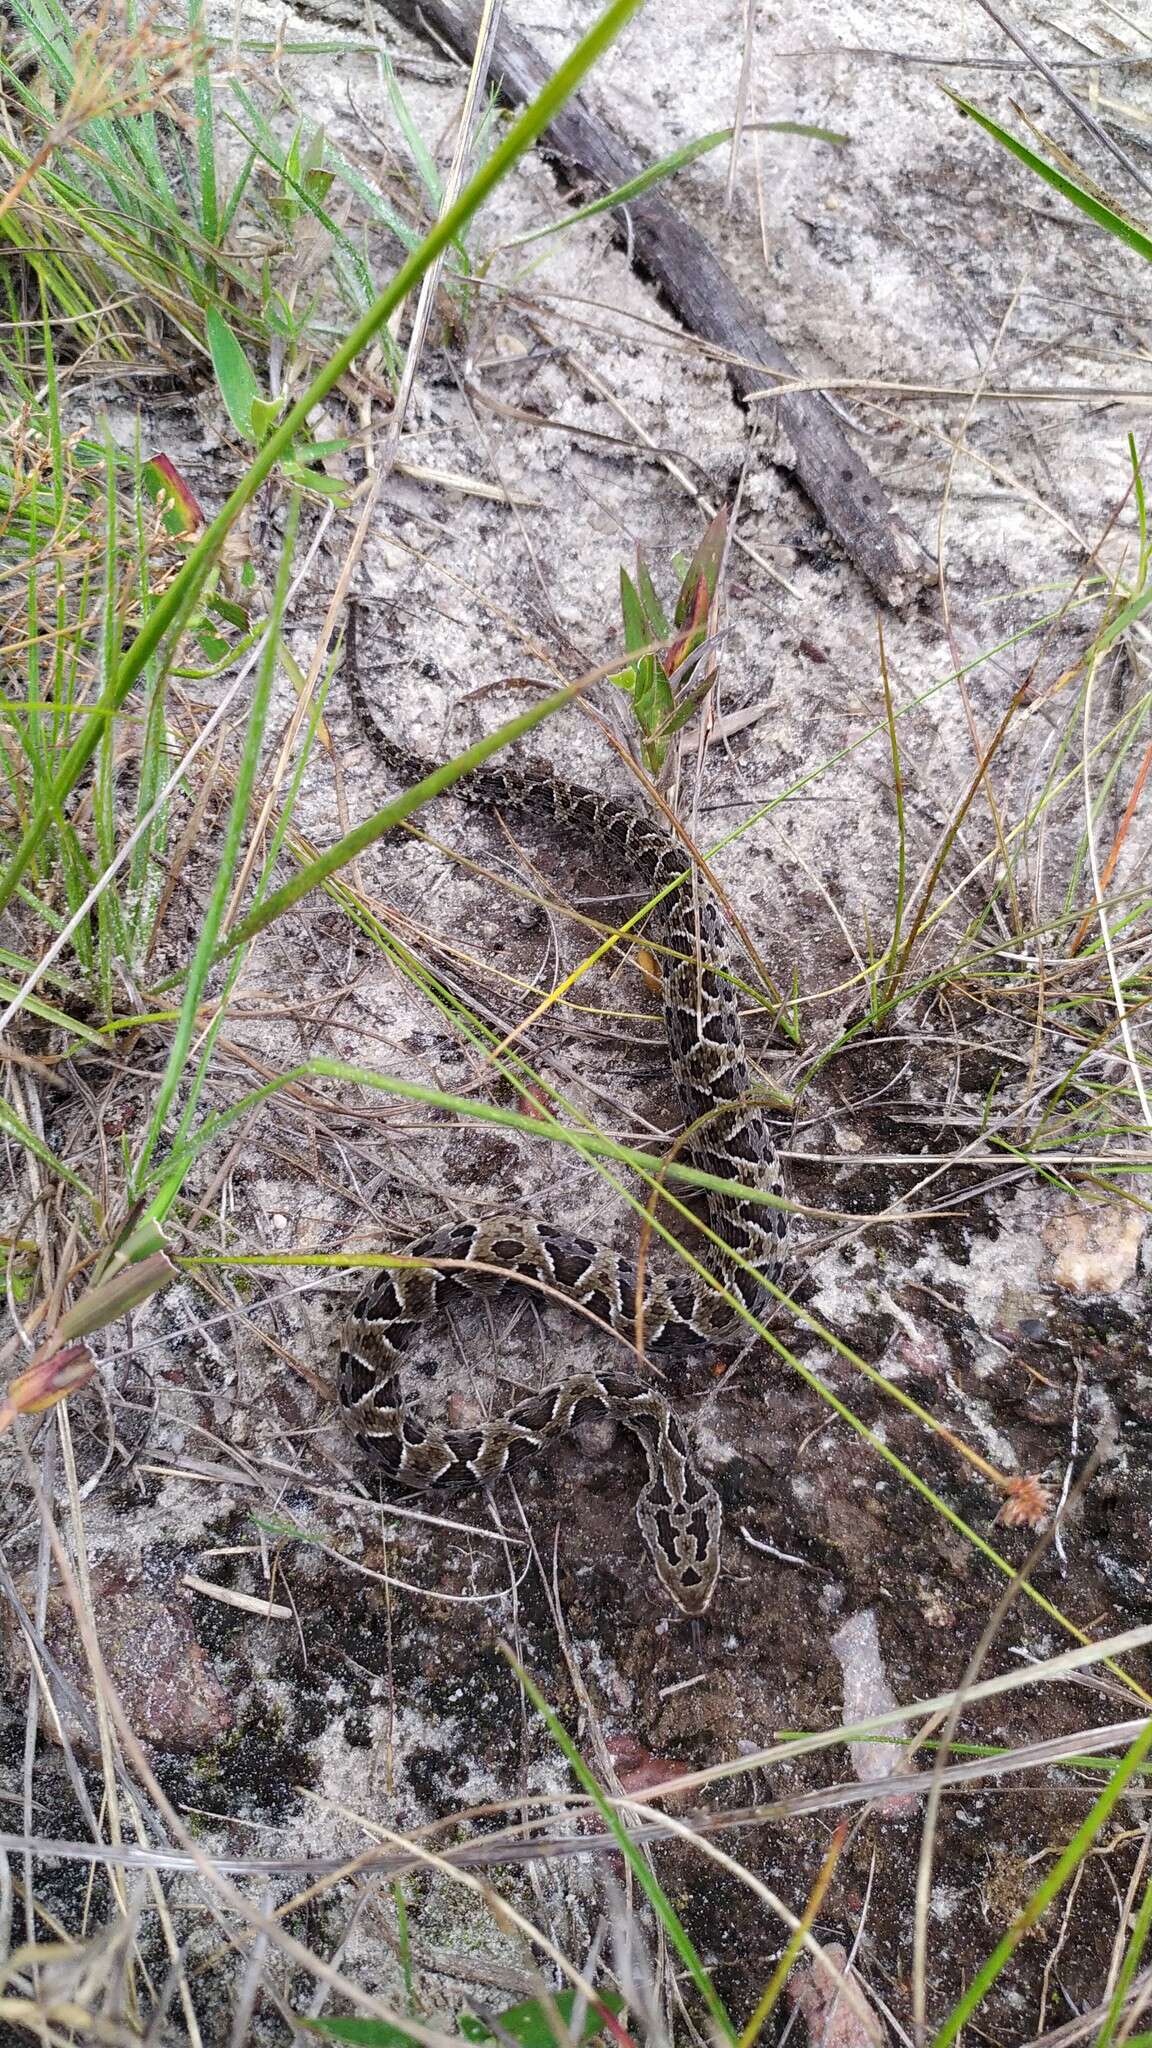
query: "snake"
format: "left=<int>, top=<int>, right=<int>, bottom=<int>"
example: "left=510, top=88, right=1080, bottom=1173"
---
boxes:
left=336, top=700, right=789, bottom=1616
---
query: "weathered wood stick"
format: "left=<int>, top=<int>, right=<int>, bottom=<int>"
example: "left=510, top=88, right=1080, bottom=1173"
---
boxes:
left=383, top=0, right=926, bottom=608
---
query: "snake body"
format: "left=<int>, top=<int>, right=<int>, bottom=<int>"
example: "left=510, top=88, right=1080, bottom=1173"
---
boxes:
left=337, top=733, right=787, bottom=1615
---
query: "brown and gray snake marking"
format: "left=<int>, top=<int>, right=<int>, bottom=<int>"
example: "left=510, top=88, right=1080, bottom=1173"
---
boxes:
left=337, top=696, right=789, bottom=1617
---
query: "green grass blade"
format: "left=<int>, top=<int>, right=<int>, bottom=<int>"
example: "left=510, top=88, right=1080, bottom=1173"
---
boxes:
left=380, top=47, right=443, bottom=210
left=1095, top=1858, right=1152, bottom=2047
left=222, top=95, right=378, bottom=309
left=1096, top=579, right=1152, bottom=654
left=1131, top=432, right=1149, bottom=577
left=189, top=0, right=218, bottom=250
left=0, top=0, right=646, bottom=921
left=131, top=497, right=301, bottom=1187
left=0, top=981, right=101, bottom=1044
left=157, top=1061, right=791, bottom=1226
left=944, top=90, right=1152, bottom=262
left=163, top=643, right=329, bottom=1170
left=505, top=119, right=847, bottom=250
left=169, top=1054, right=1148, bottom=1691
left=503, top=1652, right=737, bottom=2046
left=929, top=1714, right=1152, bottom=2046
left=0, top=1094, right=95, bottom=1204
left=315, top=134, right=423, bottom=254
left=175, top=679, right=589, bottom=982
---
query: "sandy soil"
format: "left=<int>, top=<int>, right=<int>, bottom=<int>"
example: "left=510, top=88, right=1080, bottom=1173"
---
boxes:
left=4, top=0, right=1152, bottom=2039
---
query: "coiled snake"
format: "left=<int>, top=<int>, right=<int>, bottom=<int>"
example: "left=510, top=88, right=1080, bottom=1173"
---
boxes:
left=337, top=720, right=788, bottom=1616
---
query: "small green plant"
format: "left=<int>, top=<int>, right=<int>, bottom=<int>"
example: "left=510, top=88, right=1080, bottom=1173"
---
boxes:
left=610, top=506, right=728, bottom=775
left=203, top=305, right=353, bottom=498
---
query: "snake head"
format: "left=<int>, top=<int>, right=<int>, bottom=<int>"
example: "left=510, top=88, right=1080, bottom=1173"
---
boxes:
left=635, top=1475, right=722, bottom=1617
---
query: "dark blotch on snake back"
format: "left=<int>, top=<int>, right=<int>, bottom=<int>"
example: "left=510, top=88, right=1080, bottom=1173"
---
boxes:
left=336, top=730, right=789, bottom=1616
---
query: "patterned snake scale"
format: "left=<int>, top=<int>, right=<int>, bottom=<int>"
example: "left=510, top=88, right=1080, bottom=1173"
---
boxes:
left=337, top=719, right=789, bottom=1616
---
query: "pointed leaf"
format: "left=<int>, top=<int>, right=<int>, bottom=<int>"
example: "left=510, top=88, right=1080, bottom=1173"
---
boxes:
left=943, top=90, right=1152, bottom=263
left=459, top=1989, right=626, bottom=2046
left=284, top=121, right=303, bottom=189
left=673, top=505, right=727, bottom=631
left=142, top=454, right=204, bottom=537
left=0, top=1345, right=95, bottom=1434
left=55, top=1252, right=177, bottom=1340
left=634, top=551, right=668, bottom=637
left=618, top=567, right=649, bottom=656
left=205, top=307, right=264, bottom=441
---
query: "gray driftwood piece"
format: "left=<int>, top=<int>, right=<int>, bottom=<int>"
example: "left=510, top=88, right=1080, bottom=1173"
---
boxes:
left=384, top=0, right=925, bottom=608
